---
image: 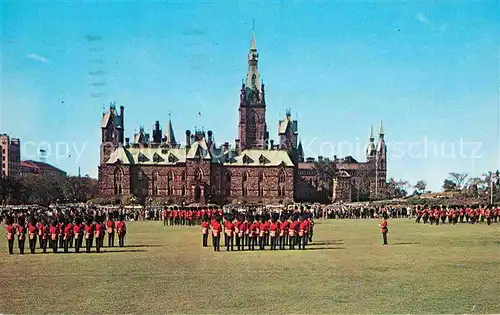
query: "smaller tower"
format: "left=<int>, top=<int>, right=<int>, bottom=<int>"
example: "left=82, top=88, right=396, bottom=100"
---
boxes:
left=152, top=121, right=162, bottom=144
left=365, top=125, right=376, bottom=162
left=165, top=114, right=178, bottom=147
left=375, top=121, right=387, bottom=195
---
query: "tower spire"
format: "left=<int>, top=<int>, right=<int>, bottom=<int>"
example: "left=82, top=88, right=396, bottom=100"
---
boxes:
left=369, top=124, right=374, bottom=140
left=379, top=120, right=385, bottom=137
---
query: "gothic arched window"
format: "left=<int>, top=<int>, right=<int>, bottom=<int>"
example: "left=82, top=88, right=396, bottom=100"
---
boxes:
left=167, top=171, right=174, bottom=195
left=247, top=112, right=257, bottom=146
left=114, top=167, right=123, bottom=195
left=278, top=169, right=286, bottom=197
left=181, top=185, right=186, bottom=196
left=195, top=168, right=203, bottom=181
left=242, top=172, right=249, bottom=197
left=152, top=170, right=159, bottom=196
left=258, top=172, right=265, bottom=197
left=180, top=170, right=186, bottom=181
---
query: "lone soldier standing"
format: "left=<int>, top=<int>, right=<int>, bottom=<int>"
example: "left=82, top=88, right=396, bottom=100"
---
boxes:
left=379, top=215, right=388, bottom=245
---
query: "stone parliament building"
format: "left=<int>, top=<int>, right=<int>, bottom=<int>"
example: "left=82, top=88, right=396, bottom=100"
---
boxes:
left=98, top=35, right=387, bottom=205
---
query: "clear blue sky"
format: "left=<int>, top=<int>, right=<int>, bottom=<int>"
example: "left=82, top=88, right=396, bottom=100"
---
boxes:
left=1, top=1, right=499, bottom=191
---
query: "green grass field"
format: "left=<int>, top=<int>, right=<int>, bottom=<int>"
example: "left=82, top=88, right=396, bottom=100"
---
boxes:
left=0, top=219, right=499, bottom=314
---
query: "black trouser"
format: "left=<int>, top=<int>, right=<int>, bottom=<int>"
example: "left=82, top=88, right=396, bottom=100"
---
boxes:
left=213, top=235, right=220, bottom=251
left=289, top=234, right=296, bottom=250
left=118, top=233, right=125, bottom=247
left=202, top=233, right=208, bottom=247
left=59, top=235, right=64, bottom=248
left=235, top=234, right=241, bottom=250
left=259, top=236, right=265, bottom=250
left=225, top=234, right=233, bottom=251
left=279, top=235, right=285, bottom=250
left=86, top=237, right=92, bottom=253
left=39, top=235, right=43, bottom=248
left=42, top=238, right=47, bottom=253
left=96, top=236, right=101, bottom=253
left=309, top=230, right=313, bottom=242
left=18, top=239, right=25, bottom=254
left=29, top=236, right=37, bottom=254
left=296, top=235, right=302, bottom=249
left=270, top=236, right=277, bottom=250
left=8, top=238, right=14, bottom=254
left=64, top=238, right=69, bottom=253
left=416, top=216, right=421, bottom=223
left=52, top=238, right=58, bottom=253
left=245, top=234, right=249, bottom=248
left=302, top=234, right=308, bottom=248
left=382, top=232, right=387, bottom=245
left=108, top=232, right=114, bottom=247
left=487, top=217, right=491, bottom=225
left=248, top=236, right=256, bottom=250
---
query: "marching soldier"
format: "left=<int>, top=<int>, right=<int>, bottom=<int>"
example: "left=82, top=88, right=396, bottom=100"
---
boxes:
left=201, top=214, right=209, bottom=247
left=107, top=215, right=115, bottom=247
left=84, top=217, right=93, bottom=253
left=73, top=217, right=82, bottom=253
left=58, top=218, right=65, bottom=248
left=63, top=218, right=73, bottom=253
left=379, top=214, right=388, bottom=245
left=95, top=217, right=103, bottom=253
left=117, top=215, right=127, bottom=247
left=234, top=214, right=241, bottom=250
left=224, top=213, right=235, bottom=251
left=211, top=216, right=222, bottom=252
left=289, top=214, right=298, bottom=250
left=269, top=214, right=279, bottom=250
left=17, top=216, right=26, bottom=255
left=28, top=216, right=38, bottom=254
left=50, top=219, right=59, bottom=253
left=37, top=218, right=44, bottom=249
left=40, top=218, right=49, bottom=253
left=5, top=216, right=15, bottom=255
left=248, top=215, right=257, bottom=251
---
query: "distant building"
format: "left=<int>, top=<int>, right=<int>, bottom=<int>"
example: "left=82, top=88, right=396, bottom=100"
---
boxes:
left=0, top=134, right=21, bottom=178
left=98, top=34, right=387, bottom=205
left=20, top=160, right=67, bottom=177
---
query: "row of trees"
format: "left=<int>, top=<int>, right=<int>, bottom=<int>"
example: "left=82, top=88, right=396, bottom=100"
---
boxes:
left=0, top=174, right=98, bottom=206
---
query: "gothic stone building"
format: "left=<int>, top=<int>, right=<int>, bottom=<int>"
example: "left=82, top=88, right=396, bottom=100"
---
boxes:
left=98, top=35, right=387, bottom=205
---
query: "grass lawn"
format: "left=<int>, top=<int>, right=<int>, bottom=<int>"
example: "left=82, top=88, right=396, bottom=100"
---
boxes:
left=0, top=219, right=499, bottom=314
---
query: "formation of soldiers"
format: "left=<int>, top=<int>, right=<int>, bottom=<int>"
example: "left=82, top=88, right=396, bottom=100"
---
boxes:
left=4, top=212, right=127, bottom=255
left=415, top=205, right=500, bottom=225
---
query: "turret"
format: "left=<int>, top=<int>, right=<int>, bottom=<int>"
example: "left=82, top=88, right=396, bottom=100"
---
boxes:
left=185, top=130, right=191, bottom=148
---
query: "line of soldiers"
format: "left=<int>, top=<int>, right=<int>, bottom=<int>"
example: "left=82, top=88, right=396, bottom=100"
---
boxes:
left=201, top=212, right=314, bottom=251
left=5, top=214, right=127, bottom=255
left=162, top=206, right=224, bottom=226
left=415, top=205, right=500, bottom=225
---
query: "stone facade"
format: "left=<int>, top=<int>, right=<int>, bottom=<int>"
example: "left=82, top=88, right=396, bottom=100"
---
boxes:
left=0, top=134, right=21, bottom=178
left=98, top=34, right=387, bottom=205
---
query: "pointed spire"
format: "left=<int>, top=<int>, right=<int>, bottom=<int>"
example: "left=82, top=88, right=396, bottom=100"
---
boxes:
left=369, top=124, right=374, bottom=140
left=165, top=116, right=177, bottom=147
left=379, top=121, right=384, bottom=136
left=250, top=32, right=257, bottom=51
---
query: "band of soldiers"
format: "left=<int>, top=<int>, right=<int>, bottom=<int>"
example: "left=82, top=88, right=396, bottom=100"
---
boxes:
left=5, top=213, right=127, bottom=255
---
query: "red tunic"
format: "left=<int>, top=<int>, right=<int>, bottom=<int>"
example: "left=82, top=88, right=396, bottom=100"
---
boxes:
left=17, top=225, right=26, bottom=240
left=117, top=221, right=126, bottom=235
left=6, top=225, right=14, bottom=240
left=50, top=226, right=58, bottom=240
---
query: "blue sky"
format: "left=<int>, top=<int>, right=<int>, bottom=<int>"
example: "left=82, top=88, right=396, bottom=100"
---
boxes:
left=1, top=1, right=499, bottom=191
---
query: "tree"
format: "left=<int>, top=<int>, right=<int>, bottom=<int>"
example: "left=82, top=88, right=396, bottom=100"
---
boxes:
left=413, top=180, right=427, bottom=194
left=448, top=172, right=468, bottom=189
left=313, top=158, right=335, bottom=194
left=442, top=179, right=458, bottom=192
left=380, top=178, right=408, bottom=199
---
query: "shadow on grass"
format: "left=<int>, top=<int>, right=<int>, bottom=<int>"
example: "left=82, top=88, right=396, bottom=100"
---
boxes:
left=305, top=246, right=346, bottom=250
left=101, top=249, right=148, bottom=253
left=309, top=240, right=344, bottom=246
left=390, top=242, right=420, bottom=245
left=122, top=244, right=164, bottom=248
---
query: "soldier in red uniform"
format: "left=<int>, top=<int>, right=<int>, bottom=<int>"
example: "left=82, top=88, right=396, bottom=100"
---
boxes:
left=117, top=215, right=127, bottom=247
left=211, top=216, right=222, bottom=251
left=50, top=220, right=59, bottom=253
left=201, top=214, right=209, bottom=247
left=224, top=214, right=235, bottom=251
left=379, top=214, right=388, bottom=245
left=279, top=214, right=289, bottom=250
left=258, top=216, right=267, bottom=250
left=40, top=219, right=49, bottom=253
left=17, top=216, right=26, bottom=255
left=236, top=214, right=246, bottom=251
left=107, top=215, right=115, bottom=247
left=28, top=216, right=38, bottom=254
left=94, top=218, right=103, bottom=253
left=84, top=217, right=93, bottom=253
left=73, top=217, right=82, bottom=253
left=248, top=215, right=257, bottom=251
left=288, top=214, right=298, bottom=250
left=37, top=219, right=44, bottom=249
left=63, top=218, right=73, bottom=253
left=485, top=206, right=492, bottom=225
left=269, top=214, right=279, bottom=250
left=162, top=208, right=168, bottom=226
left=5, top=216, right=15, bottom=254
left=58, top=218, right=65, bottom=248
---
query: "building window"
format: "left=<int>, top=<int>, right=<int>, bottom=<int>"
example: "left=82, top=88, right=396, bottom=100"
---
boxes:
left=258, top=172, right=265, bottom=197
left=180, top=170, right=186, bottom=181
left=242, top=172, right=249, bottom=197
left=181, top=185, right=186, bottom=196
left=152, top=171, right=159, bottom=196
left=114, top=167, right=123, bottom=195
left=195, top=168, right=203, bottom=181
left=278, top=169, right=286, bottom=197
left=167, top=171, right=174, bottom=195
left=224, top=172, right=231, bottom=196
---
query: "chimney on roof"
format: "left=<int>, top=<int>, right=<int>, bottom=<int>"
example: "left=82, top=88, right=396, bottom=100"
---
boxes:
left=235, top=139, right=240, bottom=152
left=222, top=142, right=229, bottom=152
left=207, top=130, right=213, bottom=146
left=306, top=157, right=315, bottom=163
left=185, top=130, right=191, bottom=148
